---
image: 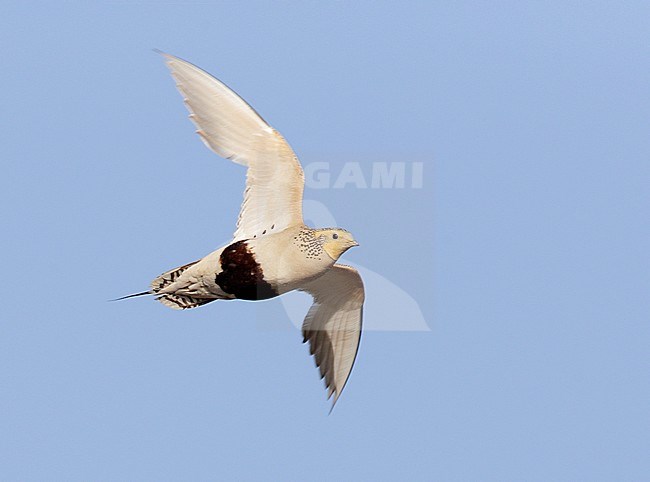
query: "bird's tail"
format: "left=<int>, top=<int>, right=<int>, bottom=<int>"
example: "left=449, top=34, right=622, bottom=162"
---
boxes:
left=149, top=259, right=217, bottom=309
left=155, top=293, right=215, bottom=310
left=113, top=259, right=216, bottom=310
left=110, top=291, right=152, bottom=301
left=149, top=259, right=201, bottom=293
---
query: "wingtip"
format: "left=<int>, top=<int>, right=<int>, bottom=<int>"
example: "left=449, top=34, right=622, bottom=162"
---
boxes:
left=152, top=49, right=175, bottom=64
left=328, top=393, right=341, bottom=415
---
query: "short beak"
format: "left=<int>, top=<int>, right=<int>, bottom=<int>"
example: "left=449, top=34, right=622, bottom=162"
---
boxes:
left=352, top=241, right=360, bottom=247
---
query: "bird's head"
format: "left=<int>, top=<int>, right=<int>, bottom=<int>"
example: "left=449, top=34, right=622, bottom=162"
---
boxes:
left=318, top=228, right=359, bottom=261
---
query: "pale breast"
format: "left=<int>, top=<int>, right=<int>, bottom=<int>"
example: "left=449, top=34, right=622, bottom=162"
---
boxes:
left=247, top=227, right=335, bottom=293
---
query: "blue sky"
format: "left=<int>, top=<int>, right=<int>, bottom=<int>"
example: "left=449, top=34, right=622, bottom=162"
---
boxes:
left=1, top=1, right=649, bottom=480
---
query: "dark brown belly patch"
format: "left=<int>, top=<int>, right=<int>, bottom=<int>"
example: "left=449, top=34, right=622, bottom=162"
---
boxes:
left=215, top=240, right=279, bottom=301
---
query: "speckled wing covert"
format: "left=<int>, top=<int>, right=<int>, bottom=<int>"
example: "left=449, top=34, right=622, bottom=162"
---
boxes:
left=162, top=53, right=305, bottom=241
left=301, top=265, right=365, bottom=407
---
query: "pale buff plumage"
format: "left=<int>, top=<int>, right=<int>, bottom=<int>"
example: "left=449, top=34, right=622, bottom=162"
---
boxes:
left=121, top=53, right=365, bottom=407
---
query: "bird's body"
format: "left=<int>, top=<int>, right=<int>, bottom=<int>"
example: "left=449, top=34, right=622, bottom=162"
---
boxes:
left=121, top=53, right=365, bottom=407
left=152, top=226, right=351, bottom=307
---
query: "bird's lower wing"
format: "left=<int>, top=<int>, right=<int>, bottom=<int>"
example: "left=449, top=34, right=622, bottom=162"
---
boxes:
left=300, top=265, right=365, bottom=407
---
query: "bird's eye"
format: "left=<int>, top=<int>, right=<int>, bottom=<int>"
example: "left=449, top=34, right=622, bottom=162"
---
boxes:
left=332, top=233, right=339, bottom=240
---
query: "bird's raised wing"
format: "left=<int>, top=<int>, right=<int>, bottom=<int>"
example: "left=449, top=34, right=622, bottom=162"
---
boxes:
left=162, top=53, right=305, bottom=241
left=300, top=265, right=365, bottom=407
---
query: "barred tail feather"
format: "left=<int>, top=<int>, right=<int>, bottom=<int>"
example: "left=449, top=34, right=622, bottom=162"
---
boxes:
left=151, top=260, right=216, bottom=310
left=156, top=293, right=215, bottom=310
left=150, top=260, right=201, bottom=292
left=116, top=260, right=217, bottom=310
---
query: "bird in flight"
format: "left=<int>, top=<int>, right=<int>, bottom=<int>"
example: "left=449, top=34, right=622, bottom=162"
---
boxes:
left=120, top=53, right=365, bottom=407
